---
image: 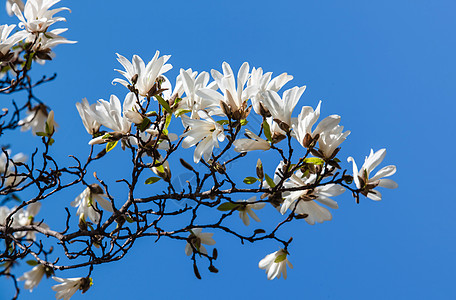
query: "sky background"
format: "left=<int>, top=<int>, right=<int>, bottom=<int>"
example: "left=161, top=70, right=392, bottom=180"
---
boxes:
left=1, top=0, right=456, bottom=299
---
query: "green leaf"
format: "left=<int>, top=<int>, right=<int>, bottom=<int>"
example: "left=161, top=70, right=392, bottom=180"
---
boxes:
left=304, top=157, right=325, bottom=165
left=265, top=174, right=275, bottom=188
left=274, top=254, right=287, bottom=263
left=154, top=161, right=165, bottom=174
left=36, top=132, right=47, bottom=137
left=262, top=120, right=272, bottom=142
left=145, top=177, right=161, bottom=184
left=102, top=133, right=112, bottom=139
left=125, top=216, right=134, bottom=223
left=138, top=117, right=151, bottom=132
left=217, top=202, right=240, bottom=211
left=163, top=113, right=172, bottom=135
left=155, top=95, right=172, bottom=114
left=333, top=158, right=341, bottom=163
left=45, top=121, right=51, bottom=135
left=26, top=260, right=38, bottom=266
left=240, top=119, right=248, bottom=126
left=48, top=138, right=55, bottom=146
left=216, top=120, right=229, bottom=126
left=106, top=141, right=118, bottom=153
left=175, top=109, right=191, bottom=117
left=243, top=177, right=258, bottom=184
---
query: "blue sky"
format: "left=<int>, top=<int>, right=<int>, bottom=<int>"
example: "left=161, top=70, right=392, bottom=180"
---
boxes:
left=1, top=0, right=455, bottom=299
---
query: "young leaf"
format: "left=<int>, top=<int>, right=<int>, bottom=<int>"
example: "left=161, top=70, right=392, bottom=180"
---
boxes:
left=274, top=254, right=287, bottom=263
left=217, top=202, right=240, bottom=211
left=240, top=119, right=248, bottom=126
left=243, top=177, right=258, bottom=184
left=216, top=120, right=229, bottom=126
left=265, top=174, right=276, bottom=188
left=155, top=95, right=172, bottom=114
left=106, top=141, right=118, bottom=153
left=175, top=109, right=191, bottom=117
left=145, top=177, right=161, bottom=184
left=304, top=157, right=325, bottom=165
left=138, top=117, right=151, bottom=132
left=262, top=120, right=272, bottom=142
left=26, top=260, right=38, bottom=266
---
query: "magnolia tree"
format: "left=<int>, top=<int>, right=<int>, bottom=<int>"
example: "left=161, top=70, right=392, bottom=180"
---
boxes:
left=0, top=0, right=398, bottom=299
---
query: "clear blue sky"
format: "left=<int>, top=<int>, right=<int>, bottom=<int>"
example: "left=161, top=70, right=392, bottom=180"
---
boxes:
left=1, top=0, right=455, bottom=299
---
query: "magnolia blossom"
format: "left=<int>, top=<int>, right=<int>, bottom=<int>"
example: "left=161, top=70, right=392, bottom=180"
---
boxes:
left=0, top=24, right=26, bottom=56
left=247, top=67, right=293, bottom=115
left=318, top=124, right=350, bottom=159
left=27, top=27, right=76, bottom=53
left=0, top=150, right=26, bottom=187
left=12, top=0, right=70, bottom=34
left=185, top=228, right=216, bottom=256
left=259, top=249, right=293, bottom=280
left=178, top=68, right=221, bottom=118
left=347, top=148, right=398, bottom=201
left=237, top=196, right=266, bottom=226
left=52, top=277, right=91, bottom=300
left=280, top=172, right=345, bottom=225
left=18, top=264, right=46, bottom=292
left=75, top=98, right=100, bottom=135
left=112, top=51, right=172, bottom=97
left=181, top=111, right=225, bottom=163
left=263, top=86, right=306, bottom=131
left=87, top=93, right=135, bottom=145
left=18, top=105, right=56, bottom=135
left=6, top=0, right=24, bottom=16
left=292, top=101, right=342, bottom=147
left=233, top=129, right=270, bottom=152
left=14, top=202, right=49, bottom=240
left=197, top=62, right=258, bottom=119
left=71, top=185, right=114, bottom=224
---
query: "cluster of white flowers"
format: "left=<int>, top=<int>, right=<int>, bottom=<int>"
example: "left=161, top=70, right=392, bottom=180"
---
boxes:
left=0, top=1, right=400, bottom=297
left=2, top=0, right=75, bottom=58
left=72, top=49, right=398, bottom=283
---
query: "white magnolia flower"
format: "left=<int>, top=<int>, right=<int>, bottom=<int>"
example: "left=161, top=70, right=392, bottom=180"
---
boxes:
left=263, top=86, right=306, bottom=131
left=14, top=202, right=49, bottom=240
left=347, top=148, right=398, bottom=201
left=233, top=129, right=270, bottom=152
left=87, top=93, right=136, bottom=145
left=0, top=24, right=26, bottom=56
left=237, top=196, right=266, bottom=226
left=185, top=228, right=216, bottom=256
left=196, top=62, right=258, bottom=118
left=292, top=101, right=341, bottom=147
left=27, top=27, right=76, bottom=52
left=112, top=51, right=172, bottom=97
left=280, top=172, right=345, bottom=225
left=18, top=104, right=57, bottom=135
left=6, top=0, right=24, bottom=16
left=75, top=98, right=101, bottom=135
left=0, top=151, right=26, bottom=187
left=248, top=67, right=293, bottom=115
left=12, top=0, right=70, bottom=34
left=18, top=264, right=46, bottom=292
left=71, top=185, right=114, bottom=224
left=181, top=111, right=225, bottom=163
left=318, top=124, right=350, bottom=159
left=259, top=249, right=293, bottom=280
left=52, top=276, right=91, bottom=300
left=179, top=68, right=221, bottom=118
